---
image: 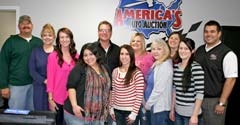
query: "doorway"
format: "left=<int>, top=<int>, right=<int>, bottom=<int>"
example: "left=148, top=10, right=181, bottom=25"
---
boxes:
left=0, top=6, right=19, bottom=49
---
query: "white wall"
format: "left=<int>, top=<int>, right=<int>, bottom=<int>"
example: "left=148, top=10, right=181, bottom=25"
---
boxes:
left=0, top=0, right=240, bottom=52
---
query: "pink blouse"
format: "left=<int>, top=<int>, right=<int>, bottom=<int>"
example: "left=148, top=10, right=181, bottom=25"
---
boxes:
left=47, top=51, right=79, bottom=105
left=135, top=52, right=154, bottom=77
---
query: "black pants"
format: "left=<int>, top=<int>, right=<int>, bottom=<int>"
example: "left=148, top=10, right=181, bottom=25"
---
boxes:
left=0, top=98, right=8, bottom=109
left=55, top=103, right=65, bottom=125
left=114, top=109, right=138, bottom=125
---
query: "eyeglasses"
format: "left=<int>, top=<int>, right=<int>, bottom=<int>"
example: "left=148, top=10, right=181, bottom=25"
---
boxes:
left=99, top=29, right=111, bottom=33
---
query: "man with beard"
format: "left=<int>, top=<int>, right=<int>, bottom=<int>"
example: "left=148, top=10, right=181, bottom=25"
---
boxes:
left=0, top=15, right=42, bottom=110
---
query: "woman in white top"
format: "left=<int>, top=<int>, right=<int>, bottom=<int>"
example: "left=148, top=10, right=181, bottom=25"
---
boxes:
left=144, top=39, right=173, bottom=125
left=110, top=44, right=145, bottom=125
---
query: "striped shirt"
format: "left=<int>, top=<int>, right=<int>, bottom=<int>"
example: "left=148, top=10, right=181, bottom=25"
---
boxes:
left=110, top=67, right=145, bottom=120
left=173, top=61, right=204, bottom=116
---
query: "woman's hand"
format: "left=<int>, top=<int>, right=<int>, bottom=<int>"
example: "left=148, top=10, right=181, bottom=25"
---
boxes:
left=110, top=113, right=116, bottom=121
left=189, top=115, right=198, bottom=125
left=169, top=110, right=175, bottom=121
left=48, top=99, right=58, bottom=112
left=72, top=105, right=84, bottom=117
left=126, top=117, right=134, bottom=125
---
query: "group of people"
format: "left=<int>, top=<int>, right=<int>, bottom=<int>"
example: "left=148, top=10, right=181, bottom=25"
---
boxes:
left=0, top=14, right=238, bottom=125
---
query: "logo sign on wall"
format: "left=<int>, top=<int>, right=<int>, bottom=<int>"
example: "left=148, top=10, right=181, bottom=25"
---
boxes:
left=114, top=0, right=182, bottom=39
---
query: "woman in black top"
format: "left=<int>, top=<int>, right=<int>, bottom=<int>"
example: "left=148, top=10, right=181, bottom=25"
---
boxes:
left=64, top=43, right=111, bottom=125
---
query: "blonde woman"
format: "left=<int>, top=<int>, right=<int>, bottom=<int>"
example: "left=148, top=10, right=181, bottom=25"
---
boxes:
left=29, top=24, right=55, bottom=111
left=130, top=32, right=154, bottom=77
left=130, top=32, right=154, bottom=125
left=144, top=39, right=173, bottom=125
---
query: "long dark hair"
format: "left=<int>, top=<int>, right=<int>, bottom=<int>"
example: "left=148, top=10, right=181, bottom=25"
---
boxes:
left=119, top=44, right=138, bottom=86
left=78, top=43, right=103, bottom=66
left=180, top=38, right=195, bottom=92
left=55, top=27, right=78, bottom=67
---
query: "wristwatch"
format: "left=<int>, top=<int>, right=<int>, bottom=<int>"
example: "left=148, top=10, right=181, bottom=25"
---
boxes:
left=218, top=102, right=226, bottom=107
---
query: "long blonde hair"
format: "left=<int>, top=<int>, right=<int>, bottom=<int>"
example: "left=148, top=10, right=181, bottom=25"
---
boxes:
left=151, top=39, right=171, bottom=66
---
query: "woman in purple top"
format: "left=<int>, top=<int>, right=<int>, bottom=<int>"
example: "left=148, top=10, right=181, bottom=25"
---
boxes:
left=130, top=32, right=154, bottom=125
left=29, top=24, right=55, bottom=111
left=47, top=27, right=79, bottom=125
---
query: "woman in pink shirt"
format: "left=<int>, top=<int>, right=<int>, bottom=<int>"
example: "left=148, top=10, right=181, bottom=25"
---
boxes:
left=47, top=27, right=79, bottom=125
left=130, top=33, right=154, bottom=125
left=130, top=33, right=154, bottom=77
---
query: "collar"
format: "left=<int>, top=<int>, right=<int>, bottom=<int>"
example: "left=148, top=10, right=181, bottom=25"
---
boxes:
left=205, top=41, right=222, bottom=52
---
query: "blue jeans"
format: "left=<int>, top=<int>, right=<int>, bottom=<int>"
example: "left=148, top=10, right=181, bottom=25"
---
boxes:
left=151, top=110, right=171, bottom=125
left=174, top=112, right=203, bottom=125
left=135, top=105, right=151, bottom=125
left=9, top=84, right=34, bottom=110
left=114, top=109, right=138, bottom=125
left=105, top=114, right=113, bottom=125
left=64, top=111, right=105, bottom=125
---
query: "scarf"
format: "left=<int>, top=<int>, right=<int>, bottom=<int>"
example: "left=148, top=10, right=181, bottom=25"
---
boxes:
left=84, top=65, right=111, bottom=121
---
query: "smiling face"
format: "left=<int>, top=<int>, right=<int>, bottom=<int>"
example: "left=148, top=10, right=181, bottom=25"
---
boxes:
left=178, top=41, right=192, bottom=61
left=83, top=49, right=97, bottom=67
left=168, top=33, right=181, bottom=50
left=98, top=24, right=112, bottom=42
left=130, top=35, right=145, bottom=52
left=18, top=20, right=33, bottom=35
left=41, top=24, right=55, bottom=46
left=59, top=31, right=71, bottom=48
left=204, top=25, right=221, bottom=47
left=120, top=47, right=131, bottom=66
left=42, top=32, right=55, bottom=46
left=151, top=43, right=165, bottom=61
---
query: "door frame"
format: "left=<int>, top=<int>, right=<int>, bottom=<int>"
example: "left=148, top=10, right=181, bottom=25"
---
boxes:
left=0, top=6, right=19, bottom=33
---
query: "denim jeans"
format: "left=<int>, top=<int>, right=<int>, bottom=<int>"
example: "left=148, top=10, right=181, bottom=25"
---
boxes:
left=151, top=110, right=171, bottom=125
left=135, top=105, right=151, bottom=125
left=64, top=111, right=105, bottom=125
left=64, top=111, right=85, bottom=125
left=114, top=109, right=138, bottom=125
left=9, top=84, right=34, bottom=110
left=105, top=114, right=114, bottom=125
left=174, top=112, right=203, bottom=125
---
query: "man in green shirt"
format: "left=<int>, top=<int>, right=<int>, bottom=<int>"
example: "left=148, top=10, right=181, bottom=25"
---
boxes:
left=0, top=15, right=42, bottom=110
